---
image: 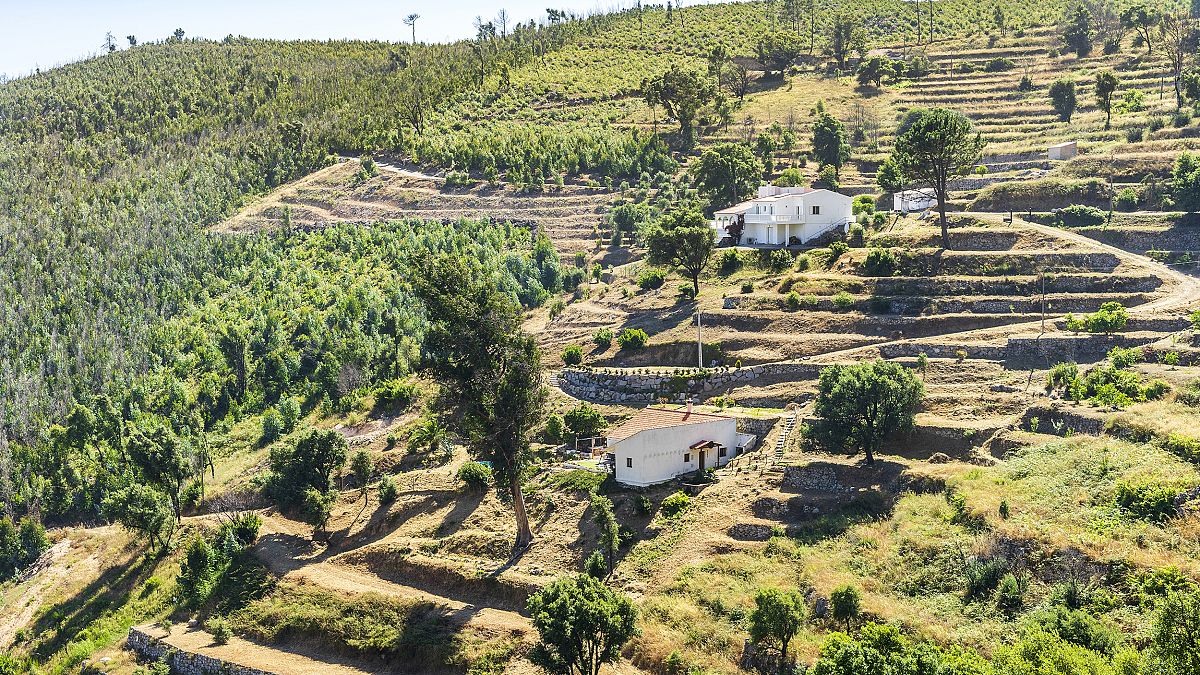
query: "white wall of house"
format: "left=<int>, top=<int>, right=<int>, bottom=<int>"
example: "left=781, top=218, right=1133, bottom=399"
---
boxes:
left=611, top=418, right=740, bottom=487
left=894, top=190, right=938, bottom=212
left=798, top=190, right=853, bottom=242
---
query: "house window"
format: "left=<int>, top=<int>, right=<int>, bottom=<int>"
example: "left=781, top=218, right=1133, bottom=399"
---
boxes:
left=719, top=447, right=727, bottom=457
left=626, top=457, right=632, bottom=468
left=684, top=453, right=691, bottom=463
left=812, top=205, right=821, bottom=215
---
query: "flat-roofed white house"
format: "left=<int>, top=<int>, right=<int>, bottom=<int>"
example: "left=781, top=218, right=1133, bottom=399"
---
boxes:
left=607, top=404, right=756, bottom=487
left=711, top=185, right=854, bottom=247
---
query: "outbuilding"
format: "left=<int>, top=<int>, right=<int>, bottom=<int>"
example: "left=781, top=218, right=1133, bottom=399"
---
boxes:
left=893, top=189, right=938, bottom=213
left=607, top=404, right=755, bottom=487
left=1048, top=141, right=1078, bottom=161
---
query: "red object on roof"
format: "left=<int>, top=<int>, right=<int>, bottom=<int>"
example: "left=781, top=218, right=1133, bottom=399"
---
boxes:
left=607, top=406, right=731, bottom=443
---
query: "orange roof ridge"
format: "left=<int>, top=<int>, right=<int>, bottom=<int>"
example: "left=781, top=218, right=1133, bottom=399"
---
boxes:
left=607, top=406, right=731, bottom=442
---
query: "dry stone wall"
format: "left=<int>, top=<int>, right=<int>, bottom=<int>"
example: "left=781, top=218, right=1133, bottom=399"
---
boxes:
left=127, top=627, right=274, bottom=675
left=560, top=364, right=822, bottom=404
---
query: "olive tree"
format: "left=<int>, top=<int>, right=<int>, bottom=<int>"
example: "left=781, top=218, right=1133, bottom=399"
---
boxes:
left=811, top=360, right=924, bottom=466
left=646, top=208, right=716, bottom=299
left=528, top=575, right=638, bottom=675
left=641, top=64, right=716, bottom=147
left=750, top=587, right=807, bottom=674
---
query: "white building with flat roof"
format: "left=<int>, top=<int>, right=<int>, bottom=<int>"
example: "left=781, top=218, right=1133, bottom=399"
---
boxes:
left=711, top=185, right=854, bottom=247
left=607, top=404, right=755, bottom=487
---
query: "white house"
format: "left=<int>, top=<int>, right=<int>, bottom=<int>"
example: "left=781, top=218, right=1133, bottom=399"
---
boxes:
left=893, top=189, right=938, bottom=213
left=607, top=404, right=755, bottom=487
left=711, top=185, right=854, bottom=247
left=1048, top=141, right=1078, bottom=161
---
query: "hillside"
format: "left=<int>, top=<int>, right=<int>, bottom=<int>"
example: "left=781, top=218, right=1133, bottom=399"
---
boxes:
left=5, top=1, right=1200, bottom=675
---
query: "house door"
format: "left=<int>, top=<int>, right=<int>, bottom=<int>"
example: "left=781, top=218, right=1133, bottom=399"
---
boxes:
left=699, top=450, right=706, bottom=472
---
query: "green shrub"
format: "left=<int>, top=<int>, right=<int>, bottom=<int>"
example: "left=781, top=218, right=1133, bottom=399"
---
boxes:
left=374, top=379, right=418, bottom=411
left=661, top=491, right=691, bottom=517
left=741, top=281, right=755, bottom=294
left=1108, top=346, right=1141, bottom=369
left=758, top=248, right=793, bottom=273
left=593, top=328, right=614, bottom=349
left=617, top=328, right=649, bottom=350
left=561, top=344, right=584, bottom=366
left=862, top=248, right=898, bottom=276
left=775, top=167, right=807, bottom=187
left=261, top=409, right=284, bottom=444
left=1084, top=302, right=1128, bottom=335
left=207, top=617, right=233, bottom=645
left=278, top=397, right=302, bottom=434
left=564, top=403, right=607, bottom=440
left=544, top=413, right=567, bottom=444
left=816, top=164, right=840, bottom=190
left=965, top=558, right=1008, bottom=600
left=1114, top=188, right=1139, bottom=211
left=585, top=550, right=607, bottom=579
left=1114, top=479, right=1185, bottom=522
left=717, top=249, right=743, bottom=275
left=984, top=57, right=1016, bottom=72
left=636, top=268, right=667, bottom=290
left=830, top=584, right=863, bottom=629
left=832, top=291, right=855, bottom=310
left=1030, top=606, right=1118, bottom=654
left=827, top=241, right=849, bottom=264
left=996, top=573, right=1028, bottom=612
left=786, top=291, right=802, bottom=310
left=377, top=474, right=399, bottom=503
left=457, top=461, right=493, bottom=492
left=1057, top=205, right=1107, bottom=228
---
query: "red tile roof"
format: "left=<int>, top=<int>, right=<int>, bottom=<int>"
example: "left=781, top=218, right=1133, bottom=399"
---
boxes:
left=607, top=406, right=731, bottom=442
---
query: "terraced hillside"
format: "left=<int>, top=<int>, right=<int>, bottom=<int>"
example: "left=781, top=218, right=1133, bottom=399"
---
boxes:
left=219, top=159, right=618, bottom=255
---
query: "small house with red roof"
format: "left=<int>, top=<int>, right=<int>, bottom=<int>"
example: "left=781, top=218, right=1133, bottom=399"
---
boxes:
left=606, top=403, right=753, bottom=487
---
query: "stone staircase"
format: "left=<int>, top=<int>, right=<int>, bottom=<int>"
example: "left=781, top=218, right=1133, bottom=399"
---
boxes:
left=773, top=412, right=798, bottom=463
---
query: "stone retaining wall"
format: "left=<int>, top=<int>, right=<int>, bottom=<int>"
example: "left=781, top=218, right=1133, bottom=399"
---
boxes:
left=560, top=363, right=823, bottom=404
left=723, top=293, right=1149, bottom=315
left=127, top=627, right=274, bottom=675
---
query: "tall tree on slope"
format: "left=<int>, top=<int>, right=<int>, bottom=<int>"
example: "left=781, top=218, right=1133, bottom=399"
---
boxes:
left=889, top=108, right=984, bottom=250
left=411, top=255, right=547, bottom=553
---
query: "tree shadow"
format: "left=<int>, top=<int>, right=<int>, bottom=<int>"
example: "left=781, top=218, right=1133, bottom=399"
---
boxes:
left=31, top=548, right=157, bottom=661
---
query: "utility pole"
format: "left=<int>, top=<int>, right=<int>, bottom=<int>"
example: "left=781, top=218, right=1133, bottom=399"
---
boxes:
left=697, top=305, right=704, bottom=369
left=1040, top=272, right=1047, bottom=333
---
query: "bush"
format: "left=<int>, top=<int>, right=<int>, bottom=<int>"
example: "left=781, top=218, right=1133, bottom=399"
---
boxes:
left=564, top=403, right=607, bottom=440
left=457, top=461, right=493, bottom=492
left=617, top=328, right=649, bottom=350
left=208, top=617, right=233, bottom=645
left=561, top=344, right=584, bottom=366
left=374, top=379, right=417, bottom=411
left=1114, top=188, right=1139, bottom=211
left=775, top=167, right=807, bottom=187
left=984, top=57, right=1016, bottom=72
left=741, top=281, right=755, bottom=294
left=862, top=248, right=897, bottom=276
left=544, top=413, right=567, bottom=444
left=1056, top=205, right=1106, bottom=228
left=965, top=558, right=1009, bottom=600
left=593, top=328, right=614, bottom=349
left=1018, top=75, right=1035, bottom=92
left=585, top=550, right=607, bottom=579
left=1108, top=346, right=1141, bottom=369
left=816, top=164, right=840, bottom=190
left=786, top=291, right=802, bottom=310
left=832, top=291, right=855, bottom=310
left=826, top=240, right=849, bottom=264
left=661, top=491, right=691, bottom=517
left=1084, top=302, right=1128, bottom=335
left=830, top=584, right=862, bottom=629
left=1115, top=479, right=1185, bottom=522
left=261, top=409, right=284, bottom=444
left=852, top=194, right=876, bottom=215
left=377, top=474, right=399, bottom=503
left=717, top=249, right=743, bottom=275
left=1030, top=606, right=1118, bottom=654
left=228, top=513, right=262, bottom=546
left=996, top=573, right=1028, bottom=612
left=636, top=268, right=667, bottom=290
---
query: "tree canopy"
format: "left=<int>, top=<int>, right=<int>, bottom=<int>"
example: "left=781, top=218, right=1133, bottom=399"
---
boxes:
left=646, top=208, right=717, bottom=298
left=811, top=360, right=924, bottom=465
left=889, top=108, right=985, bottom=250
left=527, top=574, right=638, bottom=675
left=641, top=64, right=717, bottom=147
left=692, top=142, right=763, bottom=211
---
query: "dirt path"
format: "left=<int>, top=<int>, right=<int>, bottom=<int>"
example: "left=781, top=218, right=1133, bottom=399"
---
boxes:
left=250, top=513, right=530, bottom=635
left=139, top=622, right=380, bottom=675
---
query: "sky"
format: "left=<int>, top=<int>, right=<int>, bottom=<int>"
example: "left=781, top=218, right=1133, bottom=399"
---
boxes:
left=0, top=0, right=737, bottom=80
